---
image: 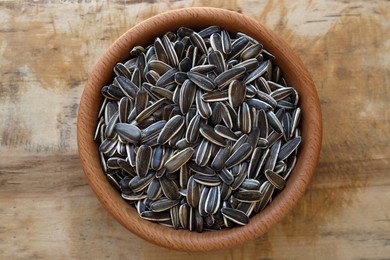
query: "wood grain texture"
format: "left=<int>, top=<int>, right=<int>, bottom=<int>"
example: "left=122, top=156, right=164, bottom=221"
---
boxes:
left=1, top=0, right=389, bottom=258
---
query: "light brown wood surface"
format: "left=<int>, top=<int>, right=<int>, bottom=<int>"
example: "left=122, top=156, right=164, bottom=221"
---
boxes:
left=0, top=0, right=389, bottom=259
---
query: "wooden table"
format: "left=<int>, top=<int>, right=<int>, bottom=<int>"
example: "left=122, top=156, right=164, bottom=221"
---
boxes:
left=1, top=1, right=389, bottom=259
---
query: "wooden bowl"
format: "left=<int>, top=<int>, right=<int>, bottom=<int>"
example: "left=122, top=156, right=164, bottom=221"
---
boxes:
left=77, top=7, right=322, bottom=251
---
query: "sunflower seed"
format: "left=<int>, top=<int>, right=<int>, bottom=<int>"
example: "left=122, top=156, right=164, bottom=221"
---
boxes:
left=270, top=87, right=294, bottom=101
left=129, top=172, right=154, bottom=193
left=135, top=97, right=166, bottom=123
left=267, top=110, right=284, bottom=134
left=202, top=90, right=228, bottom=102
left=106, top=173, right=122, bottom=191
left=190, top=32, right=207, bottom=54
left=147, top=60, right=172, bottom=75
left=177, top=56, right=191, bottom=72
left=194, top=207, right=204, bottom=232
left=267, top=131, right=283, bottom=147
left=241, top=43, right=262, bottom=60
left=246, top=98, right=273, bottom=111
left=210, top=33, right=223, bottom=52
left=179, top=79, right=197, bottom=114
left=131, top=68, right=141, bottom=88
left=238, top=102, right=252, bottom=134
left=193, top=174, right=221, bottom=186
left=136, top=145, right=152, bottom=177
left=278, top=136, right=301, bottom=161
left=104, top=110, right=119, bottom=139
left=150, top=145, right=165, bottom=171
left=227, top=36, right=250, bottom=61
left=255, top=77, right=272, bottom=94
left=214, top=66, right=246, bottom=89
left=190, top=64, right=216, bottom=74
left=267, top=80, right=285, bottom=91
left=208, top=49, right=226, bottom=74
left=118, top=159, right=136, bottom=176
left=179, top=165, right=190, bottom=188
left=165, top=147, right=194, bottom=173
left=220, top=102, right=234, bottom=129
left=94, top=117, right=104, bottom=141
left=187, top=71, right=215, bottom=91
left=146, top=178, right=162, bottom=200
left=228, top=80, right=246, bottom=108
left=125, top=144, right=136, bottom=167
left=225, top=143, right=252, bottom=168
left=264, top=140, right=281, bottom=171
left=205, top=186, right=221, bottom=214
left=115, top=77, right=139, bottom=98
left=291, top=107, right=301, bottom=138
left=221, top=30, right=232, bottom=54
left=122, top=193, right=147, bottom=201
left=150, top=86, right=174, bottom=101
left=231, top=162, right=249, bottom=190
left=247, top=127, right=260, bottom=148
left=235, top=190, right=263, bottom=202
left=114, top=62, right=132, bottom=78
left=157, top=115, right=185, bottom=145
left=140, top=211, right=171, bottom=222
left=135, top=53, right=146, bottom=77
left=240, top=179, right=261, bottom=190
left=114, top=123, right=141, bottom=144
left=159, top=176, right=180, bottom=200
left=187, top=176, right=200, bottom=208
left=282, top=155, right=297, bottom=180
left=233, top=58, right=259, bottom=72
left=195, top=89, right=212, bottom=119
left=219, top=167, right=235, bottom=185
left=156, top=67, right=178, bottom=87
left=244, top=60, right=271, bottom=84
left=265, top=169, right=285, bottom=190
left=179, top=203, right=189, bottom=229
left=118, top=97, right=132, bottom=123
left=150, top=198, right=180, bottom=212
left=141, top=120, right=166, bottom=143
left=168, top=126, right=185, bottom=148
left=154, top=37, right=169, bottom=64
left=214, top=124, right=238, bottom=141
left=194, top=139, right=211, bottom=166
left=162, top=35, right=179, bottom=66
left=199, top=124, right=227, bottom=147
left=188, top=162, right=215, bottom=176
left=221, top=208, right=249, bottom=226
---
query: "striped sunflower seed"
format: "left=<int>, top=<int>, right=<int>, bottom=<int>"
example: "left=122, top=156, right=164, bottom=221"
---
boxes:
left=136, top=145, right=152, bottom=177
left=187, top=176, right=200, bottom=208
left=187, top=71, right=215, bottom=91
left=211, top=146, right=231, bottom=171
left=157, top=115, right=185, bottom=145
left=150, top=198, right=180, bottom=212
left=221, top=208, right=249, bottom=226
left=228, top=80, right=246, bottom=108
left=179, top=79, right=197, bottom=114
left=115, top=123, right=142, bottom=144
left=214, top=66, right=246, bottom=89
left=265, top=169, right=285, bottom=190
left=164, top=147, right=194, bottom=173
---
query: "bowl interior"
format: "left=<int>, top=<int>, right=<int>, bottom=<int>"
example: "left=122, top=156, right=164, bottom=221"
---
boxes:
left=77, top=7, right=322, bottom=251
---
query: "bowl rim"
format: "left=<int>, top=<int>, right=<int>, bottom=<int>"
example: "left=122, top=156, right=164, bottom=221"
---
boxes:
left=77, top=7, right=322, bottom=251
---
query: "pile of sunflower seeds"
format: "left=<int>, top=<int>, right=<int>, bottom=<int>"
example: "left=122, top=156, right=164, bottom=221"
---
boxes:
left=95, top=26, right=302, bottom=232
